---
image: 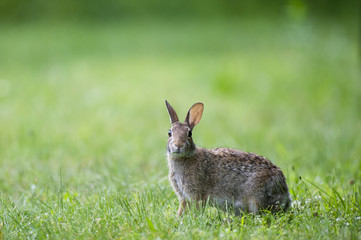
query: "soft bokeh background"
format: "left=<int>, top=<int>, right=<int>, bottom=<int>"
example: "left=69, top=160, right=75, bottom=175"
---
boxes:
left=0, top=0, right=360, bottom=203
left=1, top=1, right=360, bottom=238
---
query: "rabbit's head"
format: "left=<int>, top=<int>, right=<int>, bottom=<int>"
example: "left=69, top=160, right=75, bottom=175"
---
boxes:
left=165, top=100, right=204, bottom=157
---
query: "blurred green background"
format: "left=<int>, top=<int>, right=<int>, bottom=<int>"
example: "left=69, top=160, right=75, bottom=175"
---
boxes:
left=0, top=0, right=360, bottom=195
left=0, top=0, right=360, bottom=238
left=0, top=0, right=358, bottom=21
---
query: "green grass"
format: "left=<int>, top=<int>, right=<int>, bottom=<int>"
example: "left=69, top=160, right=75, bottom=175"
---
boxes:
left=0, top=18, right=360, bottom=239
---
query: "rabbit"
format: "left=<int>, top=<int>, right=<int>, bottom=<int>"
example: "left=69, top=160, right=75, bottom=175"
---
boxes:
left=165, top=100, right=291, bottom=216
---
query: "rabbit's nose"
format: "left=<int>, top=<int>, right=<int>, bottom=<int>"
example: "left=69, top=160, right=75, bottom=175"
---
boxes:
left=174, top=142, right=185, bottom=149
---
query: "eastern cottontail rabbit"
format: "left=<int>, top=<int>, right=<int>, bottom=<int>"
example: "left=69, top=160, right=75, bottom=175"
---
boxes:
left=165, top=100, right=291, bottom=216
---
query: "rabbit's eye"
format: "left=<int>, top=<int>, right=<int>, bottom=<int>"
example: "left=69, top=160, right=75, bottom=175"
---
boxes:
left=168, top=130, right=172, bottom=137
left=188, top=130, right=192, bottom=137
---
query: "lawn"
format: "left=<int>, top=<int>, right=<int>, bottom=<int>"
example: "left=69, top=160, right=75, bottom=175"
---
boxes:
left=0, top=17, right=360, bottom=239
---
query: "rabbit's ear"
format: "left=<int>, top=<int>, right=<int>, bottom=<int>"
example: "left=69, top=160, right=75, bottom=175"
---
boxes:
left=165, top=100, right=179, bottom=124
left=185, top=102, right=204, bottom=129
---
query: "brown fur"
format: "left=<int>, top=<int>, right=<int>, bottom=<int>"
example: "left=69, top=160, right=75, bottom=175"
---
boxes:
left=165, top=100, right=291, bottom=216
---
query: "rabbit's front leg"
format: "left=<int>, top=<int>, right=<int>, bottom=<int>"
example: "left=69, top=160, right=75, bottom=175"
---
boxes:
left=178, top=198, right=207, bottom=216
left=177, top=199, right=187, bottom=216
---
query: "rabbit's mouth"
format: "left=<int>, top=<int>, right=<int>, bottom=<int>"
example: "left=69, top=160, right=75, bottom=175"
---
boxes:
left=168, top=139, right=196, bottom=158
left=168, top=147, right=195, bottom=158
left=169, top=148, right=186, bottom=155
left=169, top=146, right=186, bottom=157
left=170, top=151, right=190, bottom=158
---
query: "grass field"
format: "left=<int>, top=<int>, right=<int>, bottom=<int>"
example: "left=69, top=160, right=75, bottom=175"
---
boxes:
left=0, top=18, right=360, bottom=239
